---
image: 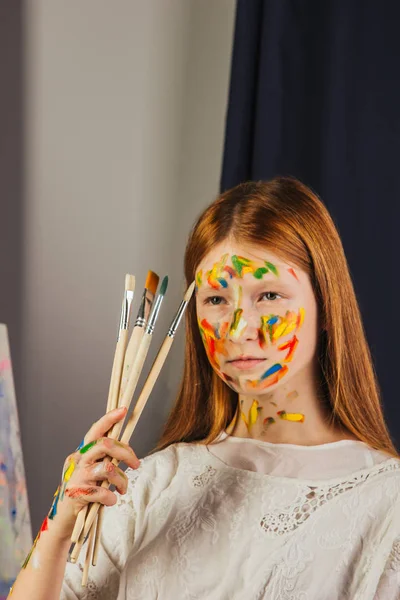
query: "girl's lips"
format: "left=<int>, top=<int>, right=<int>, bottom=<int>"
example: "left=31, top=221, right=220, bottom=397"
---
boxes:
left=227, top=358, right=266, bottom=370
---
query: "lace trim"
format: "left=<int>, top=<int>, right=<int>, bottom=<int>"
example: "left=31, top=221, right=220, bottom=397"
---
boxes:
left=386, top=536, right=400, bottom=571
left=260, top=458, right=400, bottom=537
left=191, top=465, right=217, bottom=488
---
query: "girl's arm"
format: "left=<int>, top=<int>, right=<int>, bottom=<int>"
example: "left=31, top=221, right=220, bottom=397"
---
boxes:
left=8, top=407, right=141, bottom=600
left=7, top=522, right=72, bottom=600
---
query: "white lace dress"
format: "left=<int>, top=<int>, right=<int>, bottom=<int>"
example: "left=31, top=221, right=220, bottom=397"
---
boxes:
left=61, top=432, right=400, bottom=599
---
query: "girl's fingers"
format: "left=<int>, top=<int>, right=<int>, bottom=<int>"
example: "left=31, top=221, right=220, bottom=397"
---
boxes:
left=82, top=407, right=128, bottom=446
left=78, top=437, right=140, bottom=469
left=64, top=485, right=120, bottom=507
left=87, top=461, right=129, bottom=494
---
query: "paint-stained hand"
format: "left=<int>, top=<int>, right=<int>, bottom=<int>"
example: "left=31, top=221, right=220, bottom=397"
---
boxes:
left=48, top=406, right=140, bottom=539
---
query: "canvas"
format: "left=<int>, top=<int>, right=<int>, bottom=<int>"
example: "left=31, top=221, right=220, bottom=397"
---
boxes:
left=0, top=324, right=32, bottom=599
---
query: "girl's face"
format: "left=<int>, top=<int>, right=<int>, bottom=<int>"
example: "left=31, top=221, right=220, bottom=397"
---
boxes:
left=195, top=242, right=319, bottom=395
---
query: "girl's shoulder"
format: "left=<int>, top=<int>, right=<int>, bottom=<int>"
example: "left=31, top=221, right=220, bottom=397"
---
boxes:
left=124, top=440, right=205, bottom=492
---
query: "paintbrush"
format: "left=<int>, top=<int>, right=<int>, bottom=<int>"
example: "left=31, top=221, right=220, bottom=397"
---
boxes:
left=107, top=275, right=168, bottom=441
left=70, top=276, right=169, bottom=565
left=78, top=280, right=195, bottom=584
left=119, top=271, right=159, bottom=401
left=70, top=274, right=135, bottom=546
left=119, top=280, right=196, bottom=445
left=91, top=271, right=159, bottom=565
left=107, top=274, right=136, bottom=412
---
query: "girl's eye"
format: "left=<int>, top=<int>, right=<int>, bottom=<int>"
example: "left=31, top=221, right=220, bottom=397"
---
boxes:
left=204, top=296, right=226, bottom=306
left=260, top=292, right=281, bottom=301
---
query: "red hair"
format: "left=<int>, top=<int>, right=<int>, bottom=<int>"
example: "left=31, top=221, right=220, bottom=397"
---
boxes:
left=151, top=176, right=398, bottom=459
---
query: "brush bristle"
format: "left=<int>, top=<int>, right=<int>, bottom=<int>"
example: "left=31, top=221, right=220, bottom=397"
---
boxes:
left=125, top=274, right=135, bottom=291
left=159, top=275, right=168, bottom=296
left=184, top=280, right=196, bottom=302
left=145, top=270, right=159, bottom=296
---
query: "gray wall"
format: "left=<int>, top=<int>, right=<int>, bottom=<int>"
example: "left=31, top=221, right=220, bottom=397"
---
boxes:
left=0, top=1, right=24, bottom=416
left=17, top=1, right=236, bottom=532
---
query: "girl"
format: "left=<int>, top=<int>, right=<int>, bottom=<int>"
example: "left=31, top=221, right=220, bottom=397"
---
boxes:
left=10, top=176, right=400, bottom=599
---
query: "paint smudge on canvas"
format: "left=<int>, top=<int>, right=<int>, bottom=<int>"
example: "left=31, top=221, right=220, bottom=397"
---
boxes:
left=0, top=324, right=32, bottom=598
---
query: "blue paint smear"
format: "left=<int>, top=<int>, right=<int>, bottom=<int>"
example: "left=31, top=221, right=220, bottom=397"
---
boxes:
left=75, top=439, right=85, bottom=451
left=260, top=363, right=282, bottom=381
left=48, top=491, right=60, bottom=520
left=267, top=315, right=279, bottom=325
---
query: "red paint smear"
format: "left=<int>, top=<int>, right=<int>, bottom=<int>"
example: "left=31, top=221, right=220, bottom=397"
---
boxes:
left=223, top=266, right=235, bottom=278
left=278, top=335, right=299, bottom=362
left=207, top=277, right=221, bottom=290
left=247, top=365, right=289, bottom=390
left=65, top=487, right=98, bottom=498
left=40, top=516, right=49, bottom=533
left=288, top=268, right=299, bottom=281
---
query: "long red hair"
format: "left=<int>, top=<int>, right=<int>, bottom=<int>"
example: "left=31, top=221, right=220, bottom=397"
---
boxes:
left=151, top=176, right=398, bottom=458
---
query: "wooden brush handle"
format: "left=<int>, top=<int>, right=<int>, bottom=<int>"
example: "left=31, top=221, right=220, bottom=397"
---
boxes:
left=119, top=326, right=144, bottom=401
left=107, top=329, right=129, bottom=413
left=108, top=332, right=152, bottom=440
left=121, top=336, right=173, bottom=444
left=70, top=333, right=153, bottom=563
left=92, top=505, right=104, bottom=566
left=82, top=518, right=97, bottom=586
left=70, top=505, right=87, bottom=545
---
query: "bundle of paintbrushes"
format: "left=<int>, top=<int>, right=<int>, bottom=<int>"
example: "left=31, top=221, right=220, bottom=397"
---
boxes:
left=68, top=271, right=195, bottom=586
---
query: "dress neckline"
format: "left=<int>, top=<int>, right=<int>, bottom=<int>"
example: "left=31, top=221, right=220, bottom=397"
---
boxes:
left=218, top=430, right=367, bottom=451
left=202, top=442, right=399, bottom=486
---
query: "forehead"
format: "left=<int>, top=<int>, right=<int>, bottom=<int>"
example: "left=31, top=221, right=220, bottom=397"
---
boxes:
left=196, top=242, right=293, bottom=276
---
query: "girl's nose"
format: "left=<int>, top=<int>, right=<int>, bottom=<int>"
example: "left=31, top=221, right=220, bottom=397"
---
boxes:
left=228, top=308, right=259, bottom=342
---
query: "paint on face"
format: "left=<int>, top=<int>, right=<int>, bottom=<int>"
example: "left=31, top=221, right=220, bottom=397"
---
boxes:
left=286, top=390, right=299, bottom=401
left=197, top=253, right=306, bottom=394
left=229, top=285, right=248, bottom=340
left=200, top=308, right=304, bottom=371
left=198, top=318, right=230, bottom=370
left=263, top=416, right=275, bottom=429
left=195, top=270, right=203, bottom=290
left=198, top=253, right=280, bottom=291
left=240, top=399, right=262, bottom=431
left=277, top=335, right=299, bottom=363
left=277, top=410, right=305, bottom=423
left=258, top=309, right=304, bottom=348
left=288, top=267, right=299, bottom=281
left=245, top=363, right=288, bottom=391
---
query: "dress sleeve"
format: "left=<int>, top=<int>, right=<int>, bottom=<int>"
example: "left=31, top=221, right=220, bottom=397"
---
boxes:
left=60, top=465, right=144, bottom=600
left=374, top=535, right=400, bottom=600
left=59, top=445, right=179, bottom=599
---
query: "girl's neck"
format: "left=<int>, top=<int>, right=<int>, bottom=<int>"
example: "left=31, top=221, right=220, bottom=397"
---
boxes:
left=228, top=362, right=358, bottom=445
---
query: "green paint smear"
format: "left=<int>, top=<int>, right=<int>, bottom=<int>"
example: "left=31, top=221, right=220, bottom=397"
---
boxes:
left=231, top=255, right=243, bottom=277
left=230, top=309, right=243, bottom=333
left=253, top=267, right=268, bottom=279
left=79, top=440, right=97, bottom=454
left=265, top=262, right=279, bottom=276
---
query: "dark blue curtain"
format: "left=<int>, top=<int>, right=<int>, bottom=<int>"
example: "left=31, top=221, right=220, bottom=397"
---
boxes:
left=221, top=0, right=400, bottom=447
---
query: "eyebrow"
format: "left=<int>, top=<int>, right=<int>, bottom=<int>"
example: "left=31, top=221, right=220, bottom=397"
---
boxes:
left=196, top=278, right=296, bottom=293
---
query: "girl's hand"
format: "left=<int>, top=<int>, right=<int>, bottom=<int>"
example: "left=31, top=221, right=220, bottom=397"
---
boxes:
left=49, top=406, right=140, bottom=539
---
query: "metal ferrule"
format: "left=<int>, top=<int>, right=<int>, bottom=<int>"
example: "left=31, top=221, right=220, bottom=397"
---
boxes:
left=145, top=293, right=164, bottom=335
left=118, top=289, right=134, bottom=338
left=134, top=290, right=147, bottom=328
left=167, top=300, right=187, bottom=338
